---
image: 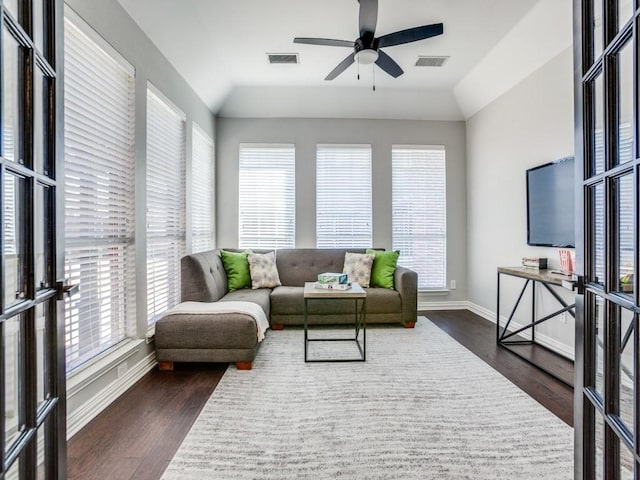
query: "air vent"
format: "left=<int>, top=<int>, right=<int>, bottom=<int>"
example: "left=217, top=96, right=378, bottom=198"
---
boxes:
left=415, top=56, right=449, bottom=67
left=267, top=53, right=299, bottom=64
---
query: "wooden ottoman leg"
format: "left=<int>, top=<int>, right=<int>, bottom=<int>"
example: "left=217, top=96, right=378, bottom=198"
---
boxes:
left=404, top=321, right=416, bottom=329
left=271, top=324, right=284, bottom=330
left=236, top=361, right=253, bottom=370
left=158, top=361, right=174, bottom=371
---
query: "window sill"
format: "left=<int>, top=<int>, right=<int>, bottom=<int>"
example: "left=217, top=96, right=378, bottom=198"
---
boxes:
left=66, top=339, right=145, bottom=398
left=419, top=289, right=451, bottom=296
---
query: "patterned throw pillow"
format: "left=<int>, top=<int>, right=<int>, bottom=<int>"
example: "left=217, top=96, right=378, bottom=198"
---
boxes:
left=343, top=252, right=375, bottom=288
left=247, top=251, right=282, bottom=289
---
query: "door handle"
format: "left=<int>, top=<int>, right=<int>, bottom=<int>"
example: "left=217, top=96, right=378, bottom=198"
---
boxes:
left=56, top=280, right=79, bottom=300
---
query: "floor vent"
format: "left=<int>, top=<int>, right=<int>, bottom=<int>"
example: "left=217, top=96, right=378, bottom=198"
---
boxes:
left=415, top=56, right=449, bottom=67
left=268, top=53, right=299, bottom=64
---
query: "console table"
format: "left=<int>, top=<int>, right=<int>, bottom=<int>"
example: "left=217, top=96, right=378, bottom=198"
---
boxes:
left=496, top=266, right=576, bottom=387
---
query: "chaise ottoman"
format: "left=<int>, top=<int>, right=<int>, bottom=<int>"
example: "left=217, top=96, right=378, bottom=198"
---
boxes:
left=155, top=301, right=270, bottom=371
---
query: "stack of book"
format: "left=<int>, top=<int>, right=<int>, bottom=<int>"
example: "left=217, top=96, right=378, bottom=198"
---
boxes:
left=522, top=257, right=548, bottom=269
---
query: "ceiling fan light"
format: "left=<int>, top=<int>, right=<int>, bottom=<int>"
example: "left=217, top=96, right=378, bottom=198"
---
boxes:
left=355, top=49, right=378, bottom=65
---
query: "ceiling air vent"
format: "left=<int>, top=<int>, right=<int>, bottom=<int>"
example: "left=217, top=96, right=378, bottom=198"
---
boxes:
left=415, top=56, right=449, bottom=67
left=267, top=53, right=299, bottom=64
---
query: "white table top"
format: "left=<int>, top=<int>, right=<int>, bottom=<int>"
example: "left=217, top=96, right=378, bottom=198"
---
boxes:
left=303, top=281, right=367, bottom=298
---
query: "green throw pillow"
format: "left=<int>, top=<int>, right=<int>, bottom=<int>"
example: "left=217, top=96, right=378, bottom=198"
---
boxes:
left=367, top=249, right=400, bottom=289
left=220, top=250, right=252, bottom=291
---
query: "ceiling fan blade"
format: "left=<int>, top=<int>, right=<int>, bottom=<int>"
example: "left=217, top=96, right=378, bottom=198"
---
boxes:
left=358, top=0, right=378, bottom=37
left=375, top=50, right=404, bottom=78
left=377, top=23, right=444, bottom=48
left=294, top=37, right=355, bottom=48
left=325, top=52, right=356, bottom=80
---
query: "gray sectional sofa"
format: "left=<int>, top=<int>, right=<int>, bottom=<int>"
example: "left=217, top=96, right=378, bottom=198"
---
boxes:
left=155, top=248, right=418, bottom=370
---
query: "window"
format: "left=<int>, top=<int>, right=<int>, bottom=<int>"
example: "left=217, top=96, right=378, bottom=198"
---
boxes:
left=238, top=144, right=295, bottom=249
left=392, top=146, right=446, bottom=289
left=63, top=14, right=136, bottom=370
left=146, top=86, right=186, bottom=325
left=191, top=124, right=215, bottom=253
left=316, top=144, right=372, bottom=248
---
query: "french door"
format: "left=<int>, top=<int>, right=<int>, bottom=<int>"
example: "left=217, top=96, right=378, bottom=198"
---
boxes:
left=574, top=0, right=640, bottom=478
left=0, top=0, right=66, bottom=478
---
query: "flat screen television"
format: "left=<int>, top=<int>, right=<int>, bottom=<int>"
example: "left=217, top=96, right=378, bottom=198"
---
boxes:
left=526, top=156, right=575, bottom=248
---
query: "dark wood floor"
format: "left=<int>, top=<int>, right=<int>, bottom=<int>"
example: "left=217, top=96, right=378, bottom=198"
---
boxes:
left=67, top=310, right=574, bottom=479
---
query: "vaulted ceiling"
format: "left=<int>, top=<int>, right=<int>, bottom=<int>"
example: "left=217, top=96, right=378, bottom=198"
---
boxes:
left=116, top=0, right=572, bottom=120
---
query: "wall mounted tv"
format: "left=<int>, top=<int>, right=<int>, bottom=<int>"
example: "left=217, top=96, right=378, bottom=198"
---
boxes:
left=526, top=156, right=575, bottom=248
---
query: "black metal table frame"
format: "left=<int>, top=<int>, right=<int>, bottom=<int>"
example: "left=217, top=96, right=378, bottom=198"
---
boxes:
left=496, top=269, right=575, bottom=387
left=303, top=296, right=367, bottom=362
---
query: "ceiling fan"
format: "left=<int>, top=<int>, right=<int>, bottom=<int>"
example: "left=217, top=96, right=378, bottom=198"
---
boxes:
left=293, top=0, right=444, bottom=81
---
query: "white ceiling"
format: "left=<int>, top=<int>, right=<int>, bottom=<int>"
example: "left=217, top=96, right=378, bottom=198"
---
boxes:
left=115, top=0, right=570, bottom=121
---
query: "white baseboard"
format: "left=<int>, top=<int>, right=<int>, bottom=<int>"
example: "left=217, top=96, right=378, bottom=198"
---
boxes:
left=466, top=301, right=573, bottom=360
left=66, top=352, right=157, bottom=439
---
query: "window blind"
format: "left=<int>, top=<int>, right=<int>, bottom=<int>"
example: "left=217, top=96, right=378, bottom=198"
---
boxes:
left=146, top=87, right=186, bottom=325
left=316, top=144, right=372, bottom=248
left=238, top=144, right=295, bottom=249
left=191, top=124, right=215, bottom=253
left=63, top=14, right=136, bottom=371
left=392, top=146, right=447, bottom=289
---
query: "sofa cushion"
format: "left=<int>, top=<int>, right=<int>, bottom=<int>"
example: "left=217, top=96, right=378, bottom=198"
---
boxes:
left=364, top=287, right=402, bottom=313
left=269, top=286, right=304, bottom=315
left=270, top=285, right=401, bottom=315
left=343, top=252, right=374, bottom=287
left=220, top=250, right=252, bottom=291
left=220, top=288, right=272, bottom=317
left=367, top=249, right=400, bottom=289
left=248, top=251, right=282, bottom=289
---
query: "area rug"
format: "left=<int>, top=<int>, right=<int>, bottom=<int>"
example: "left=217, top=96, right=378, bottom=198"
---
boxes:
left=161, top=318, right=573, bottom=479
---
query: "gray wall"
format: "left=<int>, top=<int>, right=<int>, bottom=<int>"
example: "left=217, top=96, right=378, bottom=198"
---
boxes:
left=216, top=117, right=468, bottom=303
left=63, top=0, right=215, bottom=436
left=466, top=47, right=575, bottom=354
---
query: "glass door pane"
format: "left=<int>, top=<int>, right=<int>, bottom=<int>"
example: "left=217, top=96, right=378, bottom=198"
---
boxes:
left=618, top=0, right=634, bottom=31
left=593, top=73, right=605, bottom=175
left=591, top=182, right=605, bottom=286
left=618, top=309, right=635, bottom=433
left=33, top=0, right=45, bottom=54
left=2, top=30, right=23, bottom=164
left=3, top=173, right=27, bottom=307
left=3, top=315, right=23, bottom=452
left=35, top=303, right=51, bottom=410
left=3, top=0, right=19, bottom=21
left=35, top=183, right=52, bottom=291
left=617, top=41, right=633, bottom=165
left=593, top=0, right=603, bottom=62
left=616, top=174, right=634, bottom=294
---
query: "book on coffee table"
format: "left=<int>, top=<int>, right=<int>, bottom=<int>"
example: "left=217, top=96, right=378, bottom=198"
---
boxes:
left=313, top=282, right=351, bottom=290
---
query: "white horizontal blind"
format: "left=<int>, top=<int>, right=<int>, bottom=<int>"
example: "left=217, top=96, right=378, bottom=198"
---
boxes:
left=392, top=146, right=446, bottom=289
left=191, top=124, right=215, bottom=253
left=63, top=14, right=136, bottom=371
left=316, top=144, right=372, bottom=248
left=146, top=87, right=186, bottom=325
left=238, top=144, right=295, bottom=249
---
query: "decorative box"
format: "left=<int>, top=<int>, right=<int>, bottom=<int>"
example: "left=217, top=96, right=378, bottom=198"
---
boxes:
left=317, top=272, right=349, bottom=285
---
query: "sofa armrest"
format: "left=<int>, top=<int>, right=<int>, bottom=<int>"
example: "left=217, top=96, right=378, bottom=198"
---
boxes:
left=394, top=266, right=418, bottom=326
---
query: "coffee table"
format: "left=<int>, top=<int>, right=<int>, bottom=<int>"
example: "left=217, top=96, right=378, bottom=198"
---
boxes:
left=303, top=281, right=367, bottom=362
